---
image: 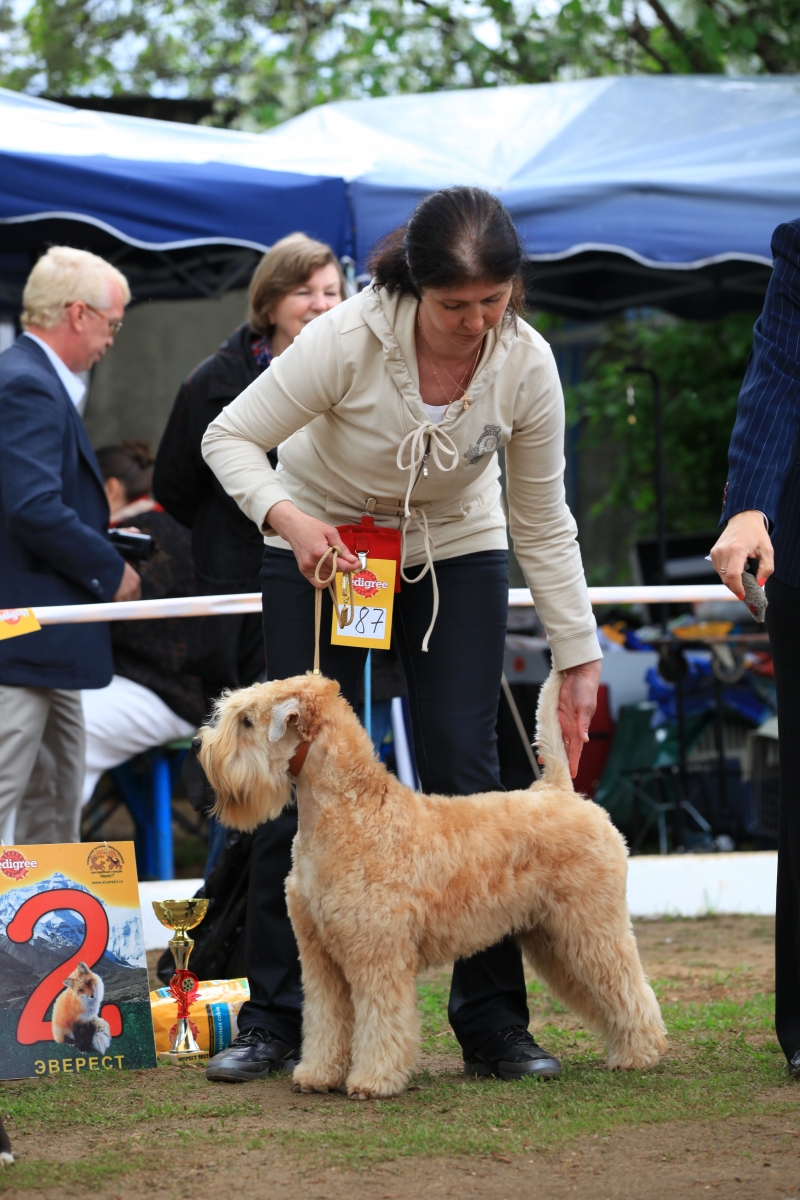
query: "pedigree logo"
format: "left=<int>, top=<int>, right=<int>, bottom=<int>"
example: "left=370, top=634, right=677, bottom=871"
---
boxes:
left=352, top=571, right=389, bottom=599
left=0, top=610, right=22, bottom=626
left=0, top=850, right=37, bottom=881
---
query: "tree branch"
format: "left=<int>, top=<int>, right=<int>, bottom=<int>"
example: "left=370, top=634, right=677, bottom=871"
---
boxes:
left=644, top=0, right=710, bottom=71
left=625, top=15, right=674, bottom=72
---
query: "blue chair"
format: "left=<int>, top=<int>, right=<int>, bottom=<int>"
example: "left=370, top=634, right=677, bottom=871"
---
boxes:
left=105, top=740, right=192, bottom=880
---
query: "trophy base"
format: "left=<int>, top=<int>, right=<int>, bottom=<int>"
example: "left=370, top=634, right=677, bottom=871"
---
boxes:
left=158, top=1049, right=209, bottom=1064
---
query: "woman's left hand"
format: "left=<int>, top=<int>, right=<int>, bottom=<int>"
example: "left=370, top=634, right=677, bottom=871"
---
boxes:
left=556, top=660, right=602, bottom=778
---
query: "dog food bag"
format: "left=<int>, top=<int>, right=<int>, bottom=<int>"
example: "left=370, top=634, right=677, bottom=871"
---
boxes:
left=150, top=978, right=250, bottom=1056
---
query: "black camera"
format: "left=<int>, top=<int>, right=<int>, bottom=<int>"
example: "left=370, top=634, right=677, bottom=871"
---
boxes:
left=107, top=528, right=154, bottom=562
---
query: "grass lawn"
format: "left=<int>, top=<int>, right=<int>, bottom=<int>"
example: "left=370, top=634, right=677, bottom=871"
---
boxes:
left=1, top=917, right=798, bottom=1199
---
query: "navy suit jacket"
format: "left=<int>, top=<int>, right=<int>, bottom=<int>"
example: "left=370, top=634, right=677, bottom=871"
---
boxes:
left=723, top=220, right=800, bottom=585
left=0, top=336, right=125, bottom=688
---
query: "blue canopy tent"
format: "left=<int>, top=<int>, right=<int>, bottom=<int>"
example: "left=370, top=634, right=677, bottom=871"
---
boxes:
left=260, top=76, right=800, bottom=318
left=0, top=89, right=351, bottom=307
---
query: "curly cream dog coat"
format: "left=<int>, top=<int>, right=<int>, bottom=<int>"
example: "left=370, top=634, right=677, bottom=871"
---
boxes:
left=198, top=671, right=666, bottom=1100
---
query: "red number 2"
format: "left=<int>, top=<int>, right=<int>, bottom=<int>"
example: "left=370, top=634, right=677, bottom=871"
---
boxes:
left=6, top=888, right=123, bottom=1045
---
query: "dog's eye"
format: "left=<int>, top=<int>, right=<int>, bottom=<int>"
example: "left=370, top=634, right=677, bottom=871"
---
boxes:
left=242, top=716, right=253, bottom=728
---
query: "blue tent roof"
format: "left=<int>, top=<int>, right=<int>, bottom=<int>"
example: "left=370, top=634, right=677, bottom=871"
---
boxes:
left=0, top=89, right=352, bottom=256
left=259, top=76, right=800, bottom=269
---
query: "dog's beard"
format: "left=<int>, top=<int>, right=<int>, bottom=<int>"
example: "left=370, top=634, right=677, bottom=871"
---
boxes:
left=199, top=722, right=293, bottom=832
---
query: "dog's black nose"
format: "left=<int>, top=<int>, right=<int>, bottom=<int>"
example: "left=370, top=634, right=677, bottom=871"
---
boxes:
left=192, top=735, right=203, bottom=754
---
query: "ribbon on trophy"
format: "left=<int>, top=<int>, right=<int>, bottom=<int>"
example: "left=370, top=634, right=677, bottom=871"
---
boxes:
left=168, top=969, right=200, bottom=1018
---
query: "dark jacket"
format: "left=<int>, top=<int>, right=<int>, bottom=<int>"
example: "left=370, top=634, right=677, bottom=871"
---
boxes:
left=153, top=324, right=274, bottom=592
left=111, top=508, right=206, bottom=726
left=153, top=324, right=268, bottom=692
left=723, top=220, right=800, bottom=586
left=0, top=336, right=125, bottom=689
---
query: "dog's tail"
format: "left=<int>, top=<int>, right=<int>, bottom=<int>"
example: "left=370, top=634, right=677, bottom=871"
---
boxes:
left=534, top=669, right=572, bottom=790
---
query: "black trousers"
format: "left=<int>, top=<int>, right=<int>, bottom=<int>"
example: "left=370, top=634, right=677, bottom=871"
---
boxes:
left=766, top=575, right=800, bottom=1062
left=235, top=546, right=530, bottom=1057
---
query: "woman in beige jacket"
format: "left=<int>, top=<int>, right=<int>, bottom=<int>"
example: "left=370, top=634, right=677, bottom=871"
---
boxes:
left=202, top=187, right=602, bottom=1086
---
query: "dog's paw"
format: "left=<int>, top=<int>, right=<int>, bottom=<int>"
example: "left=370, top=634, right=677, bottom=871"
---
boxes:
left=346, top=1079, right=404, bottom=1101
left=0, top=1152, right=13, bottom=1167
left=292, top=1064, right=343, bottom=1094
left=607, top=1043, right=665, bottom=1071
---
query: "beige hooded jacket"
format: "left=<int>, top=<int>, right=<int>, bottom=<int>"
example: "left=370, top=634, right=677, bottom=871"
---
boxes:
left=201, top=285, right=601, bottom=670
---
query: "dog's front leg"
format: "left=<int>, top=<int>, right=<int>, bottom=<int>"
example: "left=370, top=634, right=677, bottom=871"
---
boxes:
left=288, top=889, right=353, bottom=1093
left=346, top=960, right=420, bottom=1101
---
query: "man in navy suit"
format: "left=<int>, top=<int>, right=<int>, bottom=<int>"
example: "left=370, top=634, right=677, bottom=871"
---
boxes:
left=0, top=246, right=140, bottom=845
left=711, top=219, right=800, bottom=1078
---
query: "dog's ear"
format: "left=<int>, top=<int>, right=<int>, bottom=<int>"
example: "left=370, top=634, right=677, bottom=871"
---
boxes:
left=269, top=697, right=301, bottom=743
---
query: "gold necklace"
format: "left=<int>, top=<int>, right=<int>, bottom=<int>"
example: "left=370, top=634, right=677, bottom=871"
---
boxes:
left=418, top=313, right=483, bottom=409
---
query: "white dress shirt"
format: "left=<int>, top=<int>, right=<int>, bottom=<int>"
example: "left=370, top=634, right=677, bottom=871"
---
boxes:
left=23, top=332, right=86, bottom=408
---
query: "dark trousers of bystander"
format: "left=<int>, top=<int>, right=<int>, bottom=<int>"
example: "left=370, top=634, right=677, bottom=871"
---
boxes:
left=235, top=545, right=531, bottom=1058
left=766, top=574, right=800, bottom=1063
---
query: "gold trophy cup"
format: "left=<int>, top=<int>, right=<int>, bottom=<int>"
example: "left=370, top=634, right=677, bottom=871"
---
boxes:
left=152, top=898, right=209, bottom=1062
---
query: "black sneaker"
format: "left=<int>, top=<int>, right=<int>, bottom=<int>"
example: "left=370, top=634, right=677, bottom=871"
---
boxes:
left=464, top=1026, right=562, bottom=1080
left=205, top=1028, right=299, bottom=1083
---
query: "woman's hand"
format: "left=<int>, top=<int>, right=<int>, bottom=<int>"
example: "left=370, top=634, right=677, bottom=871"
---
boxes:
left=266, top=500, right=360, bottom=586
left=557, top=659, right=602, bottom=778
left=709, top=510, right=773, bottom=600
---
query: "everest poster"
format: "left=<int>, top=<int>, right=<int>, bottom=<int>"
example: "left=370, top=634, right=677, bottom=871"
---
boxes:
left=0, top=842, right=156, bottom=1078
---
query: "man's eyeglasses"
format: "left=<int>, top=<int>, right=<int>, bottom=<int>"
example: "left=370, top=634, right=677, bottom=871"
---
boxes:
left=66, top=300, right=123, bottom=335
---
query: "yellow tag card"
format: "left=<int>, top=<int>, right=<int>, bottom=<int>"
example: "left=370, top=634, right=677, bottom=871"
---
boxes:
left=331, top=558, right=396, bottom=650
left=0, top=609, right=41, bottom=641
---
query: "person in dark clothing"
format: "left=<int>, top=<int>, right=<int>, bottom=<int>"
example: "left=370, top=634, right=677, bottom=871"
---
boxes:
left=78, top=441, right=207, bottom=807
left=0, top=246, right=135, bottom=846
left=153, top=233, right=346, bottom=697
left=710, top=219, right=800, bottom=1079
left=98, top=441, right=207, bottom=727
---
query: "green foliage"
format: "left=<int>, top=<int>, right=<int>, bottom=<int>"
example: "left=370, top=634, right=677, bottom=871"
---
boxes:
left=1, top=0, right=799, bottom=129
left=562, top=312, right=758, bottom=536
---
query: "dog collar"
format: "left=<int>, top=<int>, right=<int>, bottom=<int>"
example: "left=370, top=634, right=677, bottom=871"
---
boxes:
left=288, top=742, right=311, bottom=777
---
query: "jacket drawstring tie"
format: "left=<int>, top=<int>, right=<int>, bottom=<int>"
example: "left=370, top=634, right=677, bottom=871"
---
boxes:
left=396, top=423, right=458, bottom=651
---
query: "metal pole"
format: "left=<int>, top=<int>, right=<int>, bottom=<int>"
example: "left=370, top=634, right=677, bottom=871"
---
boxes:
left=626, top=366, right=667, bottom=626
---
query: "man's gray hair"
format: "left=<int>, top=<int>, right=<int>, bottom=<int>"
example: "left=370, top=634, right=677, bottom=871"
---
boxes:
left=21, top=246, right=131, bottom=330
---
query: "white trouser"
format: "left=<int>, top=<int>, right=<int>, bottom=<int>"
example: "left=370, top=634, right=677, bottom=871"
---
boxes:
left=81, top=675, right=196, bottom=804
left=0, top=685, right=85, bottom=846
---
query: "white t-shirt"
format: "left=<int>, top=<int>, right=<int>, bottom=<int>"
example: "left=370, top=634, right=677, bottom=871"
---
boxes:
left=422, top=402, right=448, bottom=425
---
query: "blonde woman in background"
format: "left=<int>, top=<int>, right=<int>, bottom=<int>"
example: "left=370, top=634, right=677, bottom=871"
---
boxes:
left=154, top=234, right=346, bottom=699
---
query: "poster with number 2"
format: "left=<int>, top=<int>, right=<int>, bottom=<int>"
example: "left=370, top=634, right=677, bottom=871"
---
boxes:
left=0, top=842, right=156, bottom=1079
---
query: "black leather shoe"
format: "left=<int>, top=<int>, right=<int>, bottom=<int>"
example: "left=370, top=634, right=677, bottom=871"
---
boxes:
left=464, top=1026, right=562, bottom=1080
left=788, top=1051, right=800, bottom=1079
left=205, top=1028, right=299, bottom=1083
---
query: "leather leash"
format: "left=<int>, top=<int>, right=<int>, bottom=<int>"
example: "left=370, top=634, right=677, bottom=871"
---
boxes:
left=313, top=545, right=354, bottom=674
left=287, top=548, right=356, bottom=775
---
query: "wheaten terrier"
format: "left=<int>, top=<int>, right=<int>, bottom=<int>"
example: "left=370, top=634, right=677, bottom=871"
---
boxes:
left=197, top=670, right=666, bottom=1100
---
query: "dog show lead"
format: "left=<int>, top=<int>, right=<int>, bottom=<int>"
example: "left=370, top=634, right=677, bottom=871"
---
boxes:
left=201, top=186, right=604, bottom=1085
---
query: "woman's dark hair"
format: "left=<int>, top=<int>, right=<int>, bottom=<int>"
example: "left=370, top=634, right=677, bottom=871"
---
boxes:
left=95, top=440, right=154, bottom=501
left=367, top=187, right=525, bottom=314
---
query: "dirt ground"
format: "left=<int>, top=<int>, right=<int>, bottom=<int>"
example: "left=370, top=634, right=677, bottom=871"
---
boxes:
left=5, top=916, right=799, bottom=1200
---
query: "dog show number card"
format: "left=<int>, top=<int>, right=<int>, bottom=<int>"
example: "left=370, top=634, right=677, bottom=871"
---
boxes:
left=0, top=842, right=157, bottom=1079
left=331, top=558, right=396, bottom=650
